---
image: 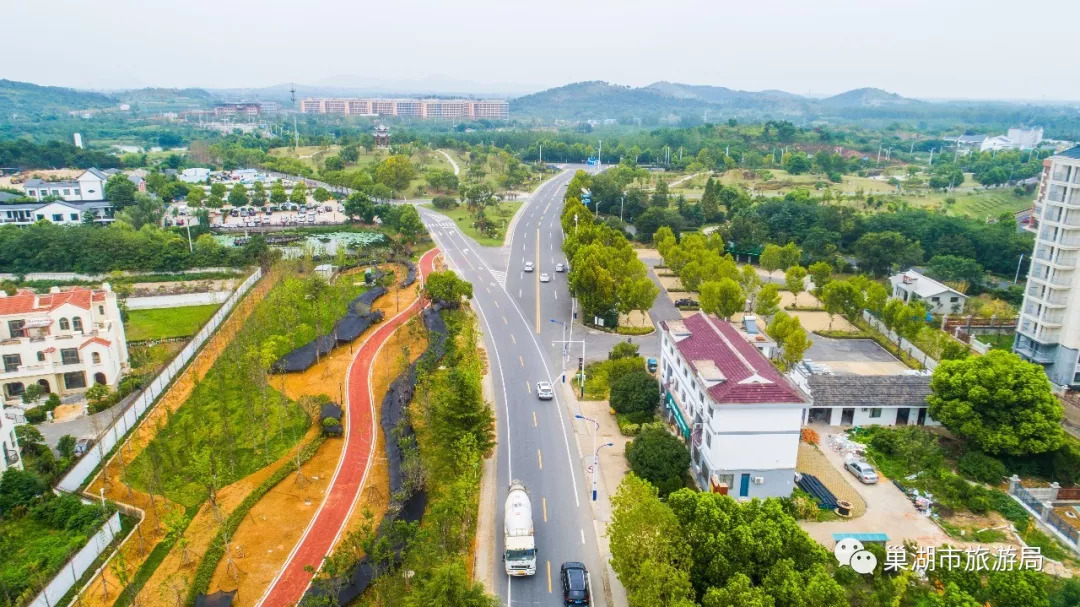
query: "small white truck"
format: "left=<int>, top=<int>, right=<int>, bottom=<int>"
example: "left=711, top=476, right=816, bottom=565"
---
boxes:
left=504, top=480, right=536, bottom=576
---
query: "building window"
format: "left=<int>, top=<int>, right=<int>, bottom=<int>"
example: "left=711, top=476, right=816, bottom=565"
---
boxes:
left=4, top=382, right=25, bottom=398
left=98, top=305, right=105, bottom=314
left=70, top=214, right=78, bottom=221
left=52, top=214, right=62, bottom=222
left=2, top=354, right=21, bottom=372
left=63, top=189, right=70, bottom=195
left=74, top=189, right=80, bottom=196
left=870, top=408, right=883, bottom=418
left=72, top=317, right=83, bottom=332
left=63, top=372, right=87, bottom=390
left=60, top=348, right=80, bottom=365
left=92, top=352, right=101, bottom=364
left=36, top=351, right=45, bottom=362
left=950, top=296, right=959, bottom=302
left=715, top=473, right=735, bottom=490
left=59, top=318, right=70, bottom=330
left=7, top=320, right=24, bottom=338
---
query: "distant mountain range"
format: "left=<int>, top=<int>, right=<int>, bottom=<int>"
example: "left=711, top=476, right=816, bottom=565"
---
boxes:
left=0, top=79, right=116, bottom=116
left=509, top=81, right=928, bottom=122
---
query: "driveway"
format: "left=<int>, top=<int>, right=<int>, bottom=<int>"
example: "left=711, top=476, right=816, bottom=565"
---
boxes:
left=801, top=429, right=951, bottom=548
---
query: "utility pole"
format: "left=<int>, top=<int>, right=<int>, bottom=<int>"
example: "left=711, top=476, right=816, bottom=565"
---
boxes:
left=929, top=148, right=934, bottom=167
left=554, top=338, right=586, bottom=399
left=597, top=140, right=602, bottom=173
left=620, top=196, right=625, bottom=222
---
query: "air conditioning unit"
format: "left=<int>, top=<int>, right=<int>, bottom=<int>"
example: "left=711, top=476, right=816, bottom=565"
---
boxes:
left=752, top=476, right=765, bottom=485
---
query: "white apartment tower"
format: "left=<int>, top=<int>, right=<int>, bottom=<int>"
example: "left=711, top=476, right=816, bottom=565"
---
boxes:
left=1015, top=147, right=1080, bottom=387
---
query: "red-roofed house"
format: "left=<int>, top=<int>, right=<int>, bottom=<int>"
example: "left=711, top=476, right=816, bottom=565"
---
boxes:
left=1, top=286, right=128, bottom=404
left=659, top=311, right=809, bottom=499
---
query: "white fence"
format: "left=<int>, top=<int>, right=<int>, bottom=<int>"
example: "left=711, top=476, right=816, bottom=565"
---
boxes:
left=27, top=512, right=121, bottom=607
left=0, top=267, right=244, bottom=282
left=56, top=268, right=262, bottom=493
left=861, top=310, right=938, bottom=371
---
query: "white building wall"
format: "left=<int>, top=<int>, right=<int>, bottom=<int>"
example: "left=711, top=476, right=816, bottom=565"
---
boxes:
left=0, top=408, right=21, bottom=472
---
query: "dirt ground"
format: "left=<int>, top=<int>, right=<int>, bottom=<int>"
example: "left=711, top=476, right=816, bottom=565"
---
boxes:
left=74, top=272, right=279, bottom=607
left=52, top=403, right=86, bottom=422
left=197, top=265, right=423, bottom=606
left=618, top=310, right=653, bottom=330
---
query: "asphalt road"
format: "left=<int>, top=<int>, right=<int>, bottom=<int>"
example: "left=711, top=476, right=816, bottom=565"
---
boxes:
left=420, top=167, right=614, bottom=607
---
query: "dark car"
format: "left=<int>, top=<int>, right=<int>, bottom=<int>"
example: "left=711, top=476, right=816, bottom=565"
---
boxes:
left=674, top=298, right=699, bottom=308
left=561, top=562, right=590, bottom=605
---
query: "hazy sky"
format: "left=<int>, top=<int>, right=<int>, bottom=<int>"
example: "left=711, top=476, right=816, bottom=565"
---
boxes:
left=6, top=0, right=1080, bottom=100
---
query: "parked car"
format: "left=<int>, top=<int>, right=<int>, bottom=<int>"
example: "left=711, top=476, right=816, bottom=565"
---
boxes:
left=74, top=438, right=95, bottom=457
left=845, top=459, right=879, bottom=484
left=536, top=381, right=554, bottom=400
left=674, top=298, right=699, bottom=308
left=560, top=562, right=591, bottom=605
left=540, top=273, right=551, bottom=283
left=555, top=262, right=565, bottom=272
left=524, top=261, right=534, bottom=272
left=647, top=358, right=658, bottom=373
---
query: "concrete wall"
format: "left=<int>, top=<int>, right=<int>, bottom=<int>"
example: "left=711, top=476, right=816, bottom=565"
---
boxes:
left=810, top=405, right=940, bottom=427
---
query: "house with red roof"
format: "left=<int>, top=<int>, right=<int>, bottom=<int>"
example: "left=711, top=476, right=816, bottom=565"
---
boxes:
left=0, top=286, right=128, bottom=405
left=659, top=311, right=809, bottom=499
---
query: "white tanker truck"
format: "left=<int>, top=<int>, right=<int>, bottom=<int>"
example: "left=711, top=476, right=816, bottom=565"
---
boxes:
left=504, top=480, right=536, bottom=576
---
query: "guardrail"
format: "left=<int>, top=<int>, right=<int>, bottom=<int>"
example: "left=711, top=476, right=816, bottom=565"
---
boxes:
left=56, top=268, right=262, bottom=493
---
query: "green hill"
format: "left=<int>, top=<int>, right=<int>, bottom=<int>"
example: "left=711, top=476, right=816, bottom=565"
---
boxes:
left=0, top=79, right=116, bottom=117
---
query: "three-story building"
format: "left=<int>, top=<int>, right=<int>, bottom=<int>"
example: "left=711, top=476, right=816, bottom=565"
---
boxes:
left=1, top=286, right=128, bottom=403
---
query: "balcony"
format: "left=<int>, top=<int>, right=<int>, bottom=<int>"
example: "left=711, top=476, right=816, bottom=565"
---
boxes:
left=3, top=449, right=17, bottom=467
left=1014, top=340, right=1056, bottom=364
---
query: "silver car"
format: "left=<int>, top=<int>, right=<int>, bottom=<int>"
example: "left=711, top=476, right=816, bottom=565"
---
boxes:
left=540, top=273, right=551, bottom=283
left=845, top=459, right=879, bottom=484
left=524, top=261, right=534, bottom=272
left=536, top=381, right=554, bottom=400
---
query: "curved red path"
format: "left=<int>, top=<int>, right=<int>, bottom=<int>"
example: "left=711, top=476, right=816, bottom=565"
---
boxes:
left=261, top=248, right=439, bottom=607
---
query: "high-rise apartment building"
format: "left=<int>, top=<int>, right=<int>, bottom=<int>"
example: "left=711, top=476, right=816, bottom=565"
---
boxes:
left=1014, top=147, right=1080, bottom=387
left=299, top=97, right=509, bottom=119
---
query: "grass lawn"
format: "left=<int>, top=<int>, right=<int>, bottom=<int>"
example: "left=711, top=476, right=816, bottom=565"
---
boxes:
left=422, top=201, right=521, bottom=247
left=974, top=332, right=1016, bottom=351
left=124, top=304, right=221, bottom=342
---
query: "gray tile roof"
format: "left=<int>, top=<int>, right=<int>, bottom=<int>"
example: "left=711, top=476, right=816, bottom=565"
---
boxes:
left=806, top=374, right=931, bottom=408
left=84, top=168, right=108, bottom=180
left=1060, top=146, right=1080, bottom=160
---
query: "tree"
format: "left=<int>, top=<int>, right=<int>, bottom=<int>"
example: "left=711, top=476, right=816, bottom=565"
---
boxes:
left=396, top=204, right=425, bottom=244
left=339, top=145, right=360, bottom=163
left=779, top=325, right=812, bottom=371
left=343, top=192, right=374, bottom=223
left=853, top=231, right=923, bottom=276
left=609, top=342, right=640, bottom=360
left=405, top=561, right=497, bottom=607
left=928, top=255, right=984, bottom=289
left=105, top=174, right=138, bottom=208
left=290, top=181, right=308, bottom=203
left=423, top=271, right=473, bottom=306
left=209, top=182, right=227, bottom=201
left=699, top=278, right=745, bottom=320
left=738, top=264, right=761, bottom=299
left=703, top=573, right=774, bottom=607
left=807, top=261, right=832, bottom=296
left=618, top=276, right=659, bottom=327
left=626, top=425, right=691, bottom=496
left=608, top=476, right=695, bottom=607
left=0, top=468, right=45, bottom=515
left=85, top=382, right=110, bottom=404
left=759, top=244, right=784, bottom=278
left=313, top=187, right=331, bottom=203
left=460, top=182, right=497, bottom=211
left=374, top=154, right=417, bottom=194
left=651, top=179, right=670, bottom=208
left=784, top=266, right=807, bottom=306
left=610, top=371, right=660, bottom=415
left=432, top=195, right=457, bottom=210
left=634, top=208, right=684, bottom=243
left=227, top=183, right=248, bottom=207
left=700, top=177, right=721, bottom=222
left=57, top=434, right=77, bottom=460
left=322, top=155, right=345, bottom=172
left=270, top=182, right=288, bottom=204
left=117, top=194, right=164, bottom=229
left=928, top=350, right=1064, bottom=456
left=820, top=280, right=863, bottom=330
left=185, top=185, right=205, bottom=208
left=754, top=283, right=781, bottom=317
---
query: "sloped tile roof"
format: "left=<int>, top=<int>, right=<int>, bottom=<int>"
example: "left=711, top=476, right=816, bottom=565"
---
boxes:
left=663, top=312, right=806, bottom=405
left=79, top=336, right=112, bottom=349
left=0, top=287, right=98, bottom=316
left=806, top=374, right=931, bottom=408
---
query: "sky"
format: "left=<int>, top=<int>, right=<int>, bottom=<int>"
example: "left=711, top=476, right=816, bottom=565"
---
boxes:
left=5, top=0, right=1080, bottom=101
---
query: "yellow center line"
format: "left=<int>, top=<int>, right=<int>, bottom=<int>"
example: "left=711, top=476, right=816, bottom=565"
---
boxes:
left=502, top=315, right=508, bottom=325
left=519, top=356, right=524, bottom=367
left=533, top=411, right=537, bottom=427
left=542, top=497, right=548, bottom=522
left=494, top=300, right=500, bottom=308
left=535, top=228, right=541, bottom=334
left=510, top=334, right=516, bottom=344
left=537, top=450, right=543, bottom=470
left=546, top=561, right=552, bottom=593
left=526, top=381, right=531, bottom=393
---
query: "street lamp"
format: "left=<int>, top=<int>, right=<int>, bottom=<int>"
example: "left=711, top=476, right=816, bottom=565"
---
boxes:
left=575, top=415, right=614, bottom=501
left=550, top=319, right=568, bottom=361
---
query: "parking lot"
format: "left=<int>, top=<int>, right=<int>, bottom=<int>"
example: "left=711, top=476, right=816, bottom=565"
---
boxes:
left=805, top=335, right=911, bottom=375
left=204, top=203, right=348, bottom=229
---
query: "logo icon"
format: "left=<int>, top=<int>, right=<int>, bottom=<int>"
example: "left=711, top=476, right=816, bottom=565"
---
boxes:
left=834, top=538, right=877, bottom=575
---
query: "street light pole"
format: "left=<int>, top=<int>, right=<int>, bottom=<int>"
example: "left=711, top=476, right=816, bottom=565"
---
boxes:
left=575, top=414, right=601, bottom=500
left=553, top=338, right=586, bottom=398
left=620, top=196, right=625, bottom=222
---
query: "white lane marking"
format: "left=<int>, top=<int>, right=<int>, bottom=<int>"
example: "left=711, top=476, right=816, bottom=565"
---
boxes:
left=554, top=290, right=558, bottom=301
left=581, top=529, right=586, bottom=544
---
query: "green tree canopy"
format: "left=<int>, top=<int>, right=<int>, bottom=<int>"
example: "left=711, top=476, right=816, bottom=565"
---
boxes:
left=610, top=370, right=660, bottom=415
left=626, top=425, right=691, bottom=497
left=928, top=350, right=1064, bottom=456
left=423, top=271, right=473, bottom=307
left=699, top=278, right=745, bottom=320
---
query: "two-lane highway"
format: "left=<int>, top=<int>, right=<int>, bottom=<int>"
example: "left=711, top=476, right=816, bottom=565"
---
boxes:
left=419, top=168, right=612, bottom=607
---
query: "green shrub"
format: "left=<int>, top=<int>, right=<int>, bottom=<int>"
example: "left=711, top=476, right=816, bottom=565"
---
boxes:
left=957, top=451, right=1008, bottom=485
left=967, top=494, right=991, bottom=514
left=24, top=407, right=46, bottom=424
left=44, top=393, right=61, bottom=411
left=626, top=424, right=690, bottom=497
left=610, top=371, right=660, bottom=415
left=608, top=342, right=640, bottom=360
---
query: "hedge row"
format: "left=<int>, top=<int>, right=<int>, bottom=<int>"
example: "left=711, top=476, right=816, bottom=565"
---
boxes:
left=186, top=435, right=326, bottom=605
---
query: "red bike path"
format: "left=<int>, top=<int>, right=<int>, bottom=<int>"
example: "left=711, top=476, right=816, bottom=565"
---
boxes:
left=260, top=248, right=438, bottom=606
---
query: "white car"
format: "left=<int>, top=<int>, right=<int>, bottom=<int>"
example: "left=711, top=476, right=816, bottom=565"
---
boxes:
left=540, top=273, right=551, bottom=283
left=845, top=459, right=879, bottom=484
left=524, top=261, right=534, bottom=272
left=536, top=381, right=554, bottom=400
left=555, top=263, right=565, bottom=273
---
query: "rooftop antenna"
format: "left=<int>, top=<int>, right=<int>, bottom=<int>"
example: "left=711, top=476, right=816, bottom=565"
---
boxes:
left=290, top=83, right=299, bottom=149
